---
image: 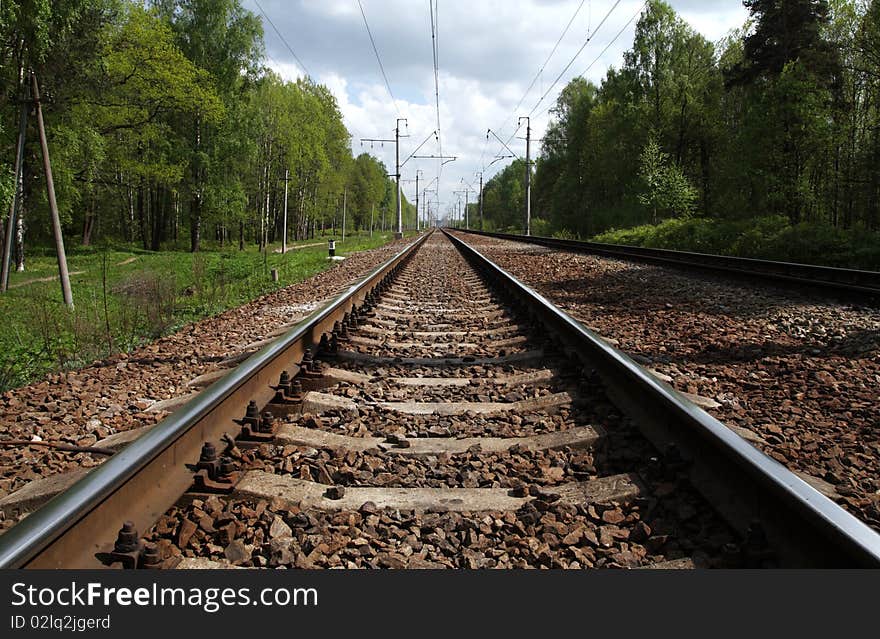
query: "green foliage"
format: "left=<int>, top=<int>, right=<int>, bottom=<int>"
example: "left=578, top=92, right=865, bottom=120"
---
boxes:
left=514, top=0, right=879, bottom=265
left=637, top=137, right=698, bottom=222
left=0, top=231, right=400, bottom=390
left=593, top=216, right=880, bottom=269
left=0, top=0, right=404, bottom=260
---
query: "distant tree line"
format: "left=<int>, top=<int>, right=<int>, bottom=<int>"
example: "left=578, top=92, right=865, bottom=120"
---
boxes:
left=0, top=0, right=414, bottom=265
left=478, top=0, right=880, bottom=252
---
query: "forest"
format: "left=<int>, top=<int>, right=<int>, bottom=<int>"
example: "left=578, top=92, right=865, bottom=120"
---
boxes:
left=478, top=0, right=880, bottom=268
left=0, top=0, right=421, bottom=390
left=0, top=0, right=415, bottom=264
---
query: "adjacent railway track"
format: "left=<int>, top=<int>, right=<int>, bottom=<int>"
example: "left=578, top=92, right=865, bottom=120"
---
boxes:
left=1, top=229, right=878, bottom=569
left=455, top=229, right=880, bottom=298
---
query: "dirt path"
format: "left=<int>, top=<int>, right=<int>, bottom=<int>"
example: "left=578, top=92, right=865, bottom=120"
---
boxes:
left=8, top=271, right=87, bottom=289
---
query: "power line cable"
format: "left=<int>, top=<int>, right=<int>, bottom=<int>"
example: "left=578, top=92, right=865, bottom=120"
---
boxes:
left=429, top=0, right=444, bottom=191
left=528, top=0, right=622, bottom=117
left=500, top=0, right=588, bottom=134
left=536, top=0, right=647, bottom=121
left=357, top=0, right=402, bottom=117
left=253, top=0, right=312, bottom=78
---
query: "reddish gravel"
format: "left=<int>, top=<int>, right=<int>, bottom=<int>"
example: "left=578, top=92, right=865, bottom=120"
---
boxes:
left=452, top=232, right=880, bottom=531
left=0, top=237, right=413, bottom=505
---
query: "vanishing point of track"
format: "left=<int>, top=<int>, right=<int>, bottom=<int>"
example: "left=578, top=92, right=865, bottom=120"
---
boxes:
left=0, top=230, right=878, bottom=568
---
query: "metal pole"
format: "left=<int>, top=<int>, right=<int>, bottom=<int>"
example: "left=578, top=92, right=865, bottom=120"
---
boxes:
left=524, top=117, right=531, bottom=236
left=370, top=203, right=374, bottom=238
left=395, top=121, right=402, bottom=239
left=32, top=72, right=73, bottom=308
left=478, top=172, right=484, bottom=231
left=415, top=171, right=420, bottom=232
left=1, top=85, right=27, bottom=292
left=282, top=169, right=289, bottom=254
left=422, top=189, right=428, bottom=230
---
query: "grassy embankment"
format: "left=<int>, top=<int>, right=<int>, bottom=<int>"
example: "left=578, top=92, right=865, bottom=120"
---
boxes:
left=0, top=231, right=409, bottom=391
left=589, top=216, right=880, bottom=270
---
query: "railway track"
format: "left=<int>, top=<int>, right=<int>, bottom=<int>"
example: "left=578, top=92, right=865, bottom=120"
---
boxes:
left=0, top=229, right=878, bottom=568
left=455, top=229, right=880, bottom=298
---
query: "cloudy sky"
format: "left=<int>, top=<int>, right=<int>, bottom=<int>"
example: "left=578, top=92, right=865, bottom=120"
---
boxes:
left=245, top=0, right=748, bottom=222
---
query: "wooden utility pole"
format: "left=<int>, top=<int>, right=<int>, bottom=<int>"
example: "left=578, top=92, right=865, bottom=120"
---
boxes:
left=32, top=72, right=73, bottom=308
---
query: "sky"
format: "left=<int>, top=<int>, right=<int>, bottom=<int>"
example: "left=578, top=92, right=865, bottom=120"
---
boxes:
left=245, top=0, right=749, bottom=223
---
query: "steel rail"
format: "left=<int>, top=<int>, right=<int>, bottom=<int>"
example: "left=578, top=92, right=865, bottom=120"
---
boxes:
left=455, top=229, right=880, bottom=297
left=445, top=229, right=880, bottom=567
left=0, top=232, right=431, bottom=569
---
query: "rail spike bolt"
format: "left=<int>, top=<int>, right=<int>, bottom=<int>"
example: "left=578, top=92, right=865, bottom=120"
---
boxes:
left=189, top=440, right=239, bottom=494
left=95, top=521, right=143, bottom=569
left=114, top=521, right=139, bottom=553
left=243, top=400, right=260, bottom=426
left=260, top=411, right=275, bottom=434
left=140, top=543, right=163, bottom=569
left=271, top=372, right=295, bottom=405
left=199, top=441, right=218, bottom=465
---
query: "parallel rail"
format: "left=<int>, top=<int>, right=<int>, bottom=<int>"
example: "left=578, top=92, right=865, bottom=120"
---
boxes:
left=0, top=232, right=431, bottom=568
left=455, top=229, right=880, bottom=297
left=445, top=230, right=880, bottom=567
left=1, top=227, right=878, bottom=567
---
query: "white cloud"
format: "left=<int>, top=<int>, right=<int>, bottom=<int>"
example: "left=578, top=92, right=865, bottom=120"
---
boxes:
left=256, top=0, right=748, bottom=222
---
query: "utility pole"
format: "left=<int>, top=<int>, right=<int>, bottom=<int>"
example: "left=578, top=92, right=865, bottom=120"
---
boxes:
left=32, top=72, right=73, bottom=308
left=394, top=118, right=408, bottom=238
left=414, top=170, right=421, bottom=232
left=423, top=188, right=436, bottom=230
left=477, top=172, right=484, bottom=231
left=1, top=73, right=27, bottom=293
left=341, top=186, right=347, bottom=243
left=370, top=203, right=374, bottom=238
left=519, top=116, right=531, bottom=236
left=361, top=118, right=408, bottom=239
left=282, top=169, right=289, bottom=254
left=454, top=186, right=472, bottom=230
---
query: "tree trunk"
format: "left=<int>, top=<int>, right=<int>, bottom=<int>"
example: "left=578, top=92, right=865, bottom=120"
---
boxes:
left=82, top=209, right=95, bottom=246
left=150, top=185, right=165, bottom=251
left=14, top=208, right=25, bottom=272
left=137, top=185, right=148, bottom=250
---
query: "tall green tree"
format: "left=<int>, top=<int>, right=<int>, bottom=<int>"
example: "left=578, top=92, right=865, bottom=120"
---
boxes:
left=151, top=0, right=263, bottom=251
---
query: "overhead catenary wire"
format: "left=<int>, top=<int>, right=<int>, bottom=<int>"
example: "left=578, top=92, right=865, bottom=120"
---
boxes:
left=528, top=0, right=622, bottom=117
left=487, top=0, right=628, bottom=174
left=253, top=0, right=312, bottom=79
left=429, top=0, right=443, bottom=188
left=536, top=0, right=648, bottom=121
left=357, top=0, right=402, bottom=117
left=253, top=4, right=365, bottom=146
left=494, top=0, right=588, bottom=141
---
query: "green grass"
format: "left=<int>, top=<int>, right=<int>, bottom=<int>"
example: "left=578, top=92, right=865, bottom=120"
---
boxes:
left=591, top=216, right=880, bottom=271
left=0, top=230, right=410, bottom=391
